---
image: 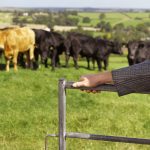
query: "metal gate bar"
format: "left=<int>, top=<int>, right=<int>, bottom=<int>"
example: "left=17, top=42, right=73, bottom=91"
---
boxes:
left=45, top=79, right=150, bottom=150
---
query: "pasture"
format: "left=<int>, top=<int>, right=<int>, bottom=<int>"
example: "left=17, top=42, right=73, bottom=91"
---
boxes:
left=0, top=12, right=13, bottom=24
left=0, top=11, right=150, bottom=28
left=77, top=12, right=150, bottom=27
left=0, top=54, right=150, bottom=150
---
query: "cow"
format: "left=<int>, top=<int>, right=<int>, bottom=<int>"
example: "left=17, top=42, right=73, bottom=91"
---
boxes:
left=83, top=38, right=123, bottom=70
left=33, top=29, right=65, bottom=70
left=32, top=29, right=55, bottom=68
left=3, top=27, right=35, bottom=71
left=65, top=32, right=122, bottom=71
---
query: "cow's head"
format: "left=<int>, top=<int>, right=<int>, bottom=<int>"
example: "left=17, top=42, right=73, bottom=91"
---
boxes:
left=134, top=42, right=149, bottom=64
left=127, top=41, right=139, bottom=65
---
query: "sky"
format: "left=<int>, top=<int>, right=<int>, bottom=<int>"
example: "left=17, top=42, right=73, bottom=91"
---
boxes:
left=0, top=0, right=150, bottom=9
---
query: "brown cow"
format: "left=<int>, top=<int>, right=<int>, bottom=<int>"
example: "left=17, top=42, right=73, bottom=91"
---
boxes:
left=3, top=27, right=35, bottom=71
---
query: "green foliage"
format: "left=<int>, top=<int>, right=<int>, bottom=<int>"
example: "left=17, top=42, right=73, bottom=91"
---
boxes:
left=113, top=23, right=125, bottom=30
left=136, top=23, right=149, bottom=33
left=70, top=26, right=94, bottom=37
left=99, top=13, right=106, bottom=20
left=65, top=17, right=79, bottom=26
left=97, top=21, right=112, bottom=32
left=82, top=17, right=91, bottom=23
left=69, top=11, right=78, bottom=16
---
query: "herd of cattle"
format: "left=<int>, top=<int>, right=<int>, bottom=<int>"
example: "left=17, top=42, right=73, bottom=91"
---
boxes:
left=0, top=26, right=149, bottom=72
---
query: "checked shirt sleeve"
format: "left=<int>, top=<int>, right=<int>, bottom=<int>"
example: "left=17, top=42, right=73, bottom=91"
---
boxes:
left=112, top=60, right=150, bottom=96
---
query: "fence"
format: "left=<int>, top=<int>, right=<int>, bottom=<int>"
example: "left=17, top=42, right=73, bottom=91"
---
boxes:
left=45, top=79, right=150, bottom=150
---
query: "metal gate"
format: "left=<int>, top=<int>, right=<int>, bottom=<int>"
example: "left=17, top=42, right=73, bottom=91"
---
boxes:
left=45, top=79, right=150, bottom=150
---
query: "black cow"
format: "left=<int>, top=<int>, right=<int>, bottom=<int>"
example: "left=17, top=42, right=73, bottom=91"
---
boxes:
left=33, top=29, right=65, bottom=70
left=33, top=29, right=55, bottom=68
left=65, top=32, right=122, bottom=71
left=95, top=38, right=123, bottom=70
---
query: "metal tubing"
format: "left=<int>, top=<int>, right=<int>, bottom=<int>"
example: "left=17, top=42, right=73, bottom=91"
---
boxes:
left=65, top=81, right=150, bottom=94
left=58, top=79, right=66, bottom=150
left=66, top=132, right=150, bottom=145
left=65, top=82, right=117, bottom=92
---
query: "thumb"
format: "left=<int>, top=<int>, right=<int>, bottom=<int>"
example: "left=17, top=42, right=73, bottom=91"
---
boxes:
left=72, top=81, right=85, bottom=87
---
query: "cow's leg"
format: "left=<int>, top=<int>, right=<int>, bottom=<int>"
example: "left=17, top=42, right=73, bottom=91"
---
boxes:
left=34, top=48, right=39, bottom=68
left=56, top=55, right=61, bottom=67
left=13, top=50, right=18, bottom=71
left=44, top=58, right=48, bottom=68
left=86, top=57, right=90, bottom=69
left=73, top=54, right=78, bottom=69
left=92, top=58, right=95, bottom=70
left=6, top=59, right=10, bottom=72
left=96, top=58, right=102, bottom=71
left=51, top=56, right=55, bottom=71
left=29, top=46, right=35, bottom=69
left=51, top=50, right=57, bottom=71
left=25, top=51, right=30, bottom=68
left=65, top=55, right=70, bottom=67
left=103, top=58, right=108, bottom=70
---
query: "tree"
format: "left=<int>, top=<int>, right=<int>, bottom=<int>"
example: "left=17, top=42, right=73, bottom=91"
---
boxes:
left=113, top=23, right=125, bottom=31
left=99, top=13, right=106, bottom=20
left=82, top=17, right=91, bottom=23
left=136, top=23, right=148, bottom=33
left=104, top=22, right=112, bottom=32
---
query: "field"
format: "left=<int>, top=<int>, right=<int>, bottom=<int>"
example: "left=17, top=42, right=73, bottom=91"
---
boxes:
left=77, top=12, right=150, bottom=27
left=0, top=12, right=13, bottom=24
left=0, top=54, right=150, bottom=150
left=0, top=10, right=150, bottom=150
left=0, top=11, right=150, bottom=28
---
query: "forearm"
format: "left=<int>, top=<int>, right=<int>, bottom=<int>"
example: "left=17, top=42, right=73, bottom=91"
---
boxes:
left=92, top=71, right=113, bottom=85
left=112, top=60, right=150, bottom=96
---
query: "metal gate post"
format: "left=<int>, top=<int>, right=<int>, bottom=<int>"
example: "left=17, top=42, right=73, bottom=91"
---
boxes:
left=58, top=79, right=66, bottom=150
left=45, top=79, right=150, bottom=150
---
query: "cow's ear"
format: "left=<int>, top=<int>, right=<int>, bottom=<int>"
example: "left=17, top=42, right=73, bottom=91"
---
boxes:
left=138, top=43, right=144, bottom=49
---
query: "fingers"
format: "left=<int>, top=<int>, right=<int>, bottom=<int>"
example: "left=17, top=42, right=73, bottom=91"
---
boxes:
left=81, top=90, right=101, bottom=94
left=72, top=76, right=88, bottom=87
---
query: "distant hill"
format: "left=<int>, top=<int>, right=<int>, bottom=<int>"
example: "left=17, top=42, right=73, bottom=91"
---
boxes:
left=0, top=7, right=150, bottom=12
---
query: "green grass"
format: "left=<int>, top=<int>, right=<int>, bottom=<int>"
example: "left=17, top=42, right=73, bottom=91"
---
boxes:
left=0, top=12, right=13, bottom=24
left=1, top=11, right=150, bottom=29
left=0, top=54, right=150, bottom=150
left=77, top=12, right=150, bottom=27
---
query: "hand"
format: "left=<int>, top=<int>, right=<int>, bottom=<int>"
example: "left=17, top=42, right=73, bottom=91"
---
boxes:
left=72, top=72, right=113, bottom=88
left=72, top=74, right=101, bottom=88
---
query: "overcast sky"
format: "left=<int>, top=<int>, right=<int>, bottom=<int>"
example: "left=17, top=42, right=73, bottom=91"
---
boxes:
left=0, top=0, right=150, bottom=9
